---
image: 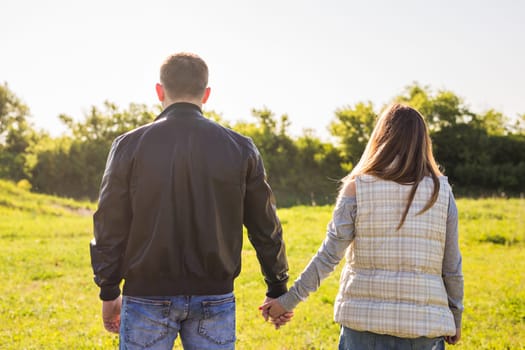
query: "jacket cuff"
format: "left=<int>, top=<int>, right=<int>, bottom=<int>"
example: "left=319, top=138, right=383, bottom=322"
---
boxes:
left=99, top=285, right=121, bottom=301
left=266, top=281, right=288, bottom=298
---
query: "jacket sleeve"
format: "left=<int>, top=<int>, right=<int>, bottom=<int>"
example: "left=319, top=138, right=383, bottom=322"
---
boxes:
left=90, top=136, right=132, bottom=301
left=243, top=141, right=289, bottom=298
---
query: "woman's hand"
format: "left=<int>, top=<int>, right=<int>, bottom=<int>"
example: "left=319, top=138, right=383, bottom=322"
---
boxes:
left=445, top=327, right=461, bottom=345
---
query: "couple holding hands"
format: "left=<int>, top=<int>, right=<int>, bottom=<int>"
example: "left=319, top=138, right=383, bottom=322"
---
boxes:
left=91, top=52, right=463, bottom=350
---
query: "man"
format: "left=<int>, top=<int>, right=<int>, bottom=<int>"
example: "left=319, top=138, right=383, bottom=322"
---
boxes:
left=90, top=52, right=290, bottom=349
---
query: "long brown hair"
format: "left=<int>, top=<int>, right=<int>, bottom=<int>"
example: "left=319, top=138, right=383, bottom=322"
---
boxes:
left=344, top=103, right=443, bottom=229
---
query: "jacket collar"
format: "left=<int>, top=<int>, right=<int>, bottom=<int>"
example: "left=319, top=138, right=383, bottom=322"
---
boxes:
left=155, top=102, right=203, bottom=121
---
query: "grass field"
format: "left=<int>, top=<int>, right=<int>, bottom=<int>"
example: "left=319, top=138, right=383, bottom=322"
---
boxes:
left=0, top=179, right=524, bottom=349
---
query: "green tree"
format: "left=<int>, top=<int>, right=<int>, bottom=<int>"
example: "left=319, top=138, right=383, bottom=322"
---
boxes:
left=511, top=113, right=525, bottom=135
left=231, top=108, right=345, bottom=206
left=27, top=135, right=73, bottom=194
left=29, top=102, right=157, bottom=199
left=234, top=108, right=298, bottom=203
left=0, top=83, right=29, bottom=136
left=329, top=101, right=377, bottom=170
left=0, top=83, right=34, bottom=181
left=475, top=109, right=509, bottom=136
left=294, top=130, right=346, bottom=204
left=58, top=101, right=157, bottom=143
left=394, top=83, right=474, bottom=131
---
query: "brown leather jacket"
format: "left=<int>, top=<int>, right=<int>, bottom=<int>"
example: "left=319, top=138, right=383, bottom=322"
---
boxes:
left=90, top=102, right=288, bottom=300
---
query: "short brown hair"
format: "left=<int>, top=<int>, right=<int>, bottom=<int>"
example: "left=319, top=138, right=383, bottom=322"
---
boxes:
left=160, top=53, right=208, bottom=99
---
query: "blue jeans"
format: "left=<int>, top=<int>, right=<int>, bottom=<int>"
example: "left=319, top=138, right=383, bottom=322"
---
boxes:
left=338, top=327, right=445, bottom=350
left=119, top=293, right=236, bottom=350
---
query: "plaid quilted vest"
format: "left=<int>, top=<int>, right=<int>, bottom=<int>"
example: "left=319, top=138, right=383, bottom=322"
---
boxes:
left=334, top=174, right=456, bottom=338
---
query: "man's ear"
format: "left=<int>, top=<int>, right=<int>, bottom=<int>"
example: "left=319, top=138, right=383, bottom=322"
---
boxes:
left=155, top=83, right=165, bottom=102
left=201, top=87, right=211, bottom=104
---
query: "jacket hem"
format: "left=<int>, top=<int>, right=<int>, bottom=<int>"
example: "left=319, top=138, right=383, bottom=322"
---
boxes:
left=123, top=278, right=234, bottom=296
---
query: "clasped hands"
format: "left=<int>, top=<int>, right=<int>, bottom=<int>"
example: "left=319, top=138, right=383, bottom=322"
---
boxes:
left=259, top=297, right=294, bottom=329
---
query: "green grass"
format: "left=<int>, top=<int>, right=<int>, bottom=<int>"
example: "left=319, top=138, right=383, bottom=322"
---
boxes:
left=0, top=179, right=523, bottom=349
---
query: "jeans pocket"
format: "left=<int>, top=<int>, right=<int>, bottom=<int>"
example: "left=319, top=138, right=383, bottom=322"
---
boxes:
left=198, top=295, right=236, bottom=345
left=410, top=336, right=445, bottom=350
left=122, top=296, right=171, bottom=348
left=432, top=337, right=445, bottom=350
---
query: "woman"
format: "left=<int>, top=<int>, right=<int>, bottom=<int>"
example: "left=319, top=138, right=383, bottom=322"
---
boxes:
left=261, top=104, right=463, bottom=349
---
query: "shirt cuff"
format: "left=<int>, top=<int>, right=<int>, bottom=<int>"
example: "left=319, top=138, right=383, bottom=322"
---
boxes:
left=99, top=285, right=121, bottom=301
left=277, top=289, right=302, bottom=311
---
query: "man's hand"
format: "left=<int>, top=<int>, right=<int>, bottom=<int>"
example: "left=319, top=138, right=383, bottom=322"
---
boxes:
left=445, top=327, right=461, bottom=345
left=102, top=295, right=122, bottom=334
left=259, top=297, right=294, bottom=329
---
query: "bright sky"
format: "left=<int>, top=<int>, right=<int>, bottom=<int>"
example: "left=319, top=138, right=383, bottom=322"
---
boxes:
left=1, top=0, right=524, bottom=139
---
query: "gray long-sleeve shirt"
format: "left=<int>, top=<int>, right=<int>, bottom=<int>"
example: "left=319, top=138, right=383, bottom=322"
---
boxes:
left=278, top=192, right=464, bottom=328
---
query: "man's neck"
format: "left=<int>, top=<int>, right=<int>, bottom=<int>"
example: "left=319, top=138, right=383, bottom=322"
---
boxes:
left=163, top=98, right=202, bottom=110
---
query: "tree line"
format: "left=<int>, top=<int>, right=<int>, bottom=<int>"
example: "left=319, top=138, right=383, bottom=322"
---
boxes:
left=1, top=82, right=524, bottom=206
